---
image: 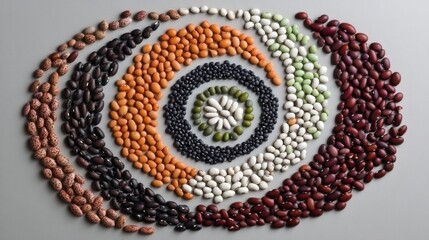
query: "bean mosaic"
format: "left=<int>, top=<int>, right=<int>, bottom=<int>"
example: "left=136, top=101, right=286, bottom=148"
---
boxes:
left=22, top=5, right=406, bottom=235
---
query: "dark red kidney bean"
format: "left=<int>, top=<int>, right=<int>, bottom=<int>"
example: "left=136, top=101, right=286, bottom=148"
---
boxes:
left=315, top=14, right=329, bottom=23
left=326, top=191, right=341, bottom=201
left=262, top=197, right=275, bottom=208
left=339, top=192, right=352, bottom=202
left=207, top=204, right=218, bottom=213
left=247, top=198, right=262, bottom=205
left=338, top=30, right=350, bottom=42
left=380, top=70, right=392, bottom=80
left=246, top=219, right=256, bottom=226
left=286, top=217, right=300, bottom=227
left=382, top=58, right=391, bottom=70
left=355, top=33, right=368, bottom=42
left=351, top=180, right=365, bottom=191
left=384, top=84, right=396, bottom=94
left=304, top=18, right=313, bottom=28
left=271, top=220, right=285, bottom=229
left=310, top=209, right=323, bottom=217
left=295, top=12, right=308, bottom=19
left=384, top=162, right=394, bottom=172
left=335, top=201, right=347, bottom=210
left=368, top=50, right=378, bottom=64
left=211, top=213, right=221, bottom=220
left=390, top=72, right=401, bottom=86
left=317, top=38, right=326, bottom=47
left=288, top=209, right=302, bottom=218
left=338, top=184, right=351, bottom=192
left=266, top=189, right=280, bottom=198
left=370, top=42, right=382, bottom=51
left=325, top=36, right=334, bottom=45
left=364, top=171, right=374, bottom=183
left=338, top=44, right=348, bottom=55
left=375, top=62, right=384, bottom=73
left=202, top=220, right=212, bottom=226
left=323, top=202, right=335, bottom=211
left=374, top=169, right=387, bottom=179
left=67, top=51, right=79, bottom=63
left=321, top=26, right=338, bottom=36
left=311, top=23, right=324, bottom=32
left=323, top=174, right=336, bottom=185
left=387, top=145, right=396, bottom=154
left=264, top=215, right=277, bottom=223
left=230, top=202, right=243, bottom=209
left=339, top=22, right=356, bottom=34
left=393, top=113, right=403, bottom=126
left=378, top=49, right=386, bottom=58
left=327, top=19, right=340, bottom=27
left=305, top=198, right=315, bottom=211
left=332, top=41, right=342, bottom=51
left=297, top=192, right=311, bottom=200
left=389, top=137, right=404, bottom=145
left=393, top=92, right=403, bottom=102
left=318, top=185, right=331, bottom=194
left=397, top=125, right=407, bottom=136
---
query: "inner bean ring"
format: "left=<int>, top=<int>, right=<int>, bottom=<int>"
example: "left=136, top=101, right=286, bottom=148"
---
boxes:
left=165, top=60, right=278, bottom=164
left=191, top=85, right=254, bottom=142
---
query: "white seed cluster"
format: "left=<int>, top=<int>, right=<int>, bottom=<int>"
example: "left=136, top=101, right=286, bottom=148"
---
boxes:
left=205, top=96, right=244, bottom=130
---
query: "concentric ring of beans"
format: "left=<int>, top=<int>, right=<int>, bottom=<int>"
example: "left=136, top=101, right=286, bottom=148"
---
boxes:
left=109, top=10, right=330, bottom=202
left=23, top=6, right=406, bottom=233
left=109, top=21, right=281, bottom=194
left=165, top=60, right=278, bottom=163
left=73, top=11, right=404, bottom=232
left=172, top=9, right=331, bottom=202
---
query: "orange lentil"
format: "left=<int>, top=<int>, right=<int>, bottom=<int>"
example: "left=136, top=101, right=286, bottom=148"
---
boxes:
left=288, top=118, right=297, bottom=125
left=162, top=176, right=171, bottom=184
left=183, top=193, right=193, bottom=200
left=142, top=163, right=151, bottom=173
left=133, top=161, right=143, bottom=169
left=155, top=173, right=163, bottom=181
left=167, top=184, right=175, bottom=191
left=151, top=180, right=163, bottom=188
left=128, top=153, right=138, bottom=162
left=147, top=151, right=156, bottom=160
left=142, top=44, right=152, bottom=53
left=174, top=188, right=184, bottom=197
left=172, top=169, right=181, bottom=178
left=121, top=148, right=129, bottom=157
left=115, top=138, right=124, bottom=145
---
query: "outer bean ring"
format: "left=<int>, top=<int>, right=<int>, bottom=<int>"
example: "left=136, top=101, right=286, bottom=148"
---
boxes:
left=23, top=6, right=405, bottom=233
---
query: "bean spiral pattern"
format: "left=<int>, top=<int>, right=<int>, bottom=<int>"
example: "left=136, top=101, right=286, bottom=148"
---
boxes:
left=22, top=6, right=406, bottom=235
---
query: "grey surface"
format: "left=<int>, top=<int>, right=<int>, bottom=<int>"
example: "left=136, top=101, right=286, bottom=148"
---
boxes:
left=0, top=0, right=427, bottom=239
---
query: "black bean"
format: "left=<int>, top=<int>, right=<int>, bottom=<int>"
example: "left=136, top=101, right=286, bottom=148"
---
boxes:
left=142, top=26, right=152, bottom=39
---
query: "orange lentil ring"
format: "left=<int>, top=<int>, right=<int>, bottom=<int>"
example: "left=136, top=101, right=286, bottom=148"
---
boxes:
left=108, top=21, right=281, bottom=199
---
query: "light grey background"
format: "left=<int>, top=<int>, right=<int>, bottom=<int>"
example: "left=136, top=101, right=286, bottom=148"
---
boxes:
left=0, top=0, right=427, bottom=240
